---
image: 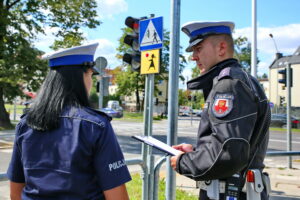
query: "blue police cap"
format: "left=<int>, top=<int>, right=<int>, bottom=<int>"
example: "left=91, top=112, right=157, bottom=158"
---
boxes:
left=42, top=43, right=99, bottom=73
left=181, top=21, right=235, bottom=52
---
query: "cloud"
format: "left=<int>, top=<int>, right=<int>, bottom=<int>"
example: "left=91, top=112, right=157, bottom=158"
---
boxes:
left=87, top=38, right=121, bottom=68
left=34, top=26, right=89, bottom=53
left=234, top=23, right=300, bottom=56
left=96, top=0, right=128, bottom=19
left=234, top=23, right=300, bottom=75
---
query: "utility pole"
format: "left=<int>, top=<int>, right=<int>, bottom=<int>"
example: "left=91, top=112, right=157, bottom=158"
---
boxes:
left=251, top=0, right=257, bottom=78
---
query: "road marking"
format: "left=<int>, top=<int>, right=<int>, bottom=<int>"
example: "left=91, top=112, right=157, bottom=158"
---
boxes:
left=0, top=149, right=12, bottom=153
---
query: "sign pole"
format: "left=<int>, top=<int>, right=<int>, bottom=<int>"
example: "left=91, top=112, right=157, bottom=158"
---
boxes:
left=139, top=14, right=163, bottom=200
left=286, top=63, right=292, bottom=168
left=95, top=57, right=108, bottom=109
left=166, top=0, right=181, bottom=199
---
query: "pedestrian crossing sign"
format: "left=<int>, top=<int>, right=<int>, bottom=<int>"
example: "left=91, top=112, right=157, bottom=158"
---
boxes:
left=139, top=16, right=163, bottom=51
left=141, top=49, right=160, bottom=74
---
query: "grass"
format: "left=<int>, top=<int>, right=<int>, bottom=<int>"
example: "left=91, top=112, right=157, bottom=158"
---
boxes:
left=114, top=111, right=166, bottom=122
left=127, top=173, right=198, bottom=200
left=5, top=104, right=26, bottom=115
left=269, top=127, right=300, bottom=133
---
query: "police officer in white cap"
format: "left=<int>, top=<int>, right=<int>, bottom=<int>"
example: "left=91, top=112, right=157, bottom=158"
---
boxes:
left=170, top=21, right=270, bottom=200
left=7, top=43, right=131, bottom=199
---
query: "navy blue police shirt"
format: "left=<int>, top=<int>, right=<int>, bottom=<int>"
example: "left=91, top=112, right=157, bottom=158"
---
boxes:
left=7, top=106, right=131, bottom=199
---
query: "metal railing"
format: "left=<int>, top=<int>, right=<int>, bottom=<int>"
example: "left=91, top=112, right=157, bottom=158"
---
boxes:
left=266, top=151, right=300, bottom=157
left=0, top=151, right=300, bottom=200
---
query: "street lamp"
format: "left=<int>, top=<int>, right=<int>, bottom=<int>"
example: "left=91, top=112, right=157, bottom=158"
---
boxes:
left=269, top=33, right=281, bottom=112
left=269, top=33, right=279, bottom=53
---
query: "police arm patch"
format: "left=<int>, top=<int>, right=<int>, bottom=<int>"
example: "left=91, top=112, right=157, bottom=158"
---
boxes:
left=212, top=93, right=234, bottom=118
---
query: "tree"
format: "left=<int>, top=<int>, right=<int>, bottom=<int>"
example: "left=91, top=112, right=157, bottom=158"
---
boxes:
left=234, top=36, right=260, bottom=73
left=115, top=27, right=187, bottom=111
left=0, top=0, right=100, bottom=128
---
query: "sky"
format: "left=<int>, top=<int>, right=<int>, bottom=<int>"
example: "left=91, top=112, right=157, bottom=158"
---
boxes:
left=34, top=0, right=300, bottom=88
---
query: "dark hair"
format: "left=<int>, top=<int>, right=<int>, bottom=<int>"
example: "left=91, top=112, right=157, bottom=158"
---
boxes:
left=26, top=66, right=90, bottom=131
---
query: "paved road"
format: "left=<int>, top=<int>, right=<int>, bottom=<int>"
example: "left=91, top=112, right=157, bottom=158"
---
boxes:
left=1, top=117, right=300, bottom=199
left=1, top=118, right=300, bottom=171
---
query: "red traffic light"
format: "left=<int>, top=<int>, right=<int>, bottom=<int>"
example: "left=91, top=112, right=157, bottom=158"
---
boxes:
left=125, top=17, right=139, bottom=33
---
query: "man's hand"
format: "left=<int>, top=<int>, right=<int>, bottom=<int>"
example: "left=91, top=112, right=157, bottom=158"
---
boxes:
left=172, top=143, right=193, bottom=153
left=170, top=143, right=193, bottom=170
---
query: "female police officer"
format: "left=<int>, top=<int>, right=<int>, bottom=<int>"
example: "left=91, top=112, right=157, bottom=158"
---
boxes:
left=7, top=43, right=131, bottom=200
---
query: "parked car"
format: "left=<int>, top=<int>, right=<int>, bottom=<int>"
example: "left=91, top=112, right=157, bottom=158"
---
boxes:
left=270, top=114, right=299, bottom=128
left=179, top=106, right=192, bottom=116
left=100, top=107, right=123, bottom=118
left=195, top=110, right=203, bottom=117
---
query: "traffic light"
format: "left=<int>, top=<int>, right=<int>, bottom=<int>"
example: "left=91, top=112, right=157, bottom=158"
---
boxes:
left=188, top=95, right=192, bottom=101
left=279, top=96, right=285, bottom=106
left=278, top=68, right=293, bottom=87
left=123, top=16, right=142, bottom=72
left=193, top=96, right=197, bottom=101
left=155, top=98, right=159, bottom=105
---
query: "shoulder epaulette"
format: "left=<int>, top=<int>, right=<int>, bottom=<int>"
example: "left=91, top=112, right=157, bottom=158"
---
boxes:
left=218, top=67, right=232, bottom=80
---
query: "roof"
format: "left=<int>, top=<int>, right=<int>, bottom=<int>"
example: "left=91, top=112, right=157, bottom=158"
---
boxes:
left=269, top=46, right=300, bottom=69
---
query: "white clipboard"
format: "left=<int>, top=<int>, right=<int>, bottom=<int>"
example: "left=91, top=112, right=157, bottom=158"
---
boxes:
left=132, top=135, right=182, bottom=156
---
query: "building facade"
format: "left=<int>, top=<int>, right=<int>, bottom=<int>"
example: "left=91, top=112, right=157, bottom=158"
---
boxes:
left=269, top=47, right=300, bottom=108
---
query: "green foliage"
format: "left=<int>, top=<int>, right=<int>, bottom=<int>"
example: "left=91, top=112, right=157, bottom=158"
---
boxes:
left=0, top=0, right=100, bottom=128
left=178, top=89, right=204, bottom=109
left=191, top=66, right=200, bottom=79
left=127, top=173, right=198, bottom=200
left=234, top=36, right=260, bottom=73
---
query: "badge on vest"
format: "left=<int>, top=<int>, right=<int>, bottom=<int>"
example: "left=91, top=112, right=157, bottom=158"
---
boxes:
left=212, top=93, right=234, bottom=118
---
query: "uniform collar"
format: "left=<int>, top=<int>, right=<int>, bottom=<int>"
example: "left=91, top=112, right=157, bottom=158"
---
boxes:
left=85, top=107, right=112, bottom=121
left=187, top=58, right=238, bottom=91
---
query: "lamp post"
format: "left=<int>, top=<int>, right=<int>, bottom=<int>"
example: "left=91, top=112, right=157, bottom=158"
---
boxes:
left=269, top=33, right=279, bottom=113
left=269, top=33, right=279, bottom=53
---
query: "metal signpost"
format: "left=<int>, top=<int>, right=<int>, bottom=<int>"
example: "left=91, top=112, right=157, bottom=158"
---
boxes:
left=95, top=57, right=108, bottom=109
left=286, top=62, right=292, bottom=168
left=139, top=15, right=163, bottom=200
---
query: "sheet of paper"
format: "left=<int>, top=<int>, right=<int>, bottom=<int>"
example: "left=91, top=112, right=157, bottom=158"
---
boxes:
left=132, top=135, right=182, bottom=156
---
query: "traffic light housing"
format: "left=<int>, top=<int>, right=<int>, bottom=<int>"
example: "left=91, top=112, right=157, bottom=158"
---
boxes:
left=278, top=68, right=293, bottom=87
left=123, top=16, right=141, bottom=72
left=279, top=96, right=285, bottom=106
left=155, top=98, right=159, bottom=105
left=193, top=96, right=197, bottom=101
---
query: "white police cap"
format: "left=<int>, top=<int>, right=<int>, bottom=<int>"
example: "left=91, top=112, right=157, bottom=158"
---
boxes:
left=42, top=43, right=99, bottom=68
left=181, top=21, right=235, bottom=52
